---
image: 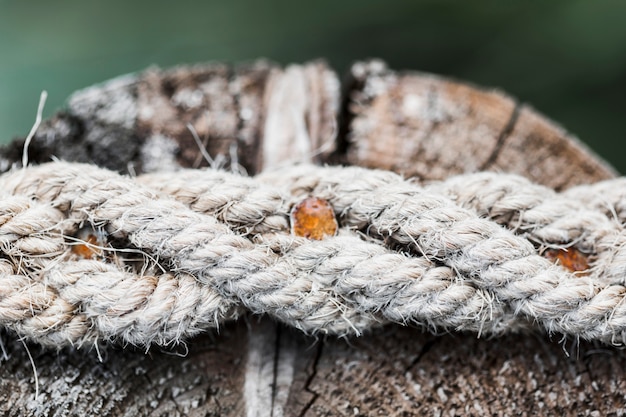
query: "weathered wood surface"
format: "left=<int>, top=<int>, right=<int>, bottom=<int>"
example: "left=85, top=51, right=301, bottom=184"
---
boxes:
left=341, top=60, right=616, bottom=190
left=1, top=60, right=624, bottom=416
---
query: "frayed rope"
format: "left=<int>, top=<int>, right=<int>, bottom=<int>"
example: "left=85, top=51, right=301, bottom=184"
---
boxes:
left=2, top=162, right=626, bottom=349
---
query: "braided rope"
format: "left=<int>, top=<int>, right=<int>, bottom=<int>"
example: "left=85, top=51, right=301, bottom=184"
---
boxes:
left=1, top=162, right=626, bottom=349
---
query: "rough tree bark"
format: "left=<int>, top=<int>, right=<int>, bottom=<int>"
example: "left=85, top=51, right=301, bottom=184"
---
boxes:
left=0, top=60, right=622, bottom=417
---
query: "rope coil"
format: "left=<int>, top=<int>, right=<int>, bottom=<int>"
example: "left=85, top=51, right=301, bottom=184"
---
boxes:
left=1, top=162, right=626, bottom=349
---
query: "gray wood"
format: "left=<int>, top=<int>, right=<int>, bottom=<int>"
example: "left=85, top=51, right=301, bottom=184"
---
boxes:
left=0, top=59, right=623, bottom=416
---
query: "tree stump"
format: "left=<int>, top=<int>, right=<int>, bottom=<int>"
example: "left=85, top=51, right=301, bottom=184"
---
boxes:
left=0, top=60, right=623, bottom=417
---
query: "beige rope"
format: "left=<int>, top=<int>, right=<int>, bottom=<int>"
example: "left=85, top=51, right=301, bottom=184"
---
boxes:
left=1, top=162, right=626, bottom=349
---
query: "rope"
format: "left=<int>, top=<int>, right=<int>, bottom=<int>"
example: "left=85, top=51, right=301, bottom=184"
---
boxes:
left=1, top=162, right=626, bottom=349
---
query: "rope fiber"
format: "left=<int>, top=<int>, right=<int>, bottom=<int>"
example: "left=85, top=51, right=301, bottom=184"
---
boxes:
left=2, top=162, right=626, bottom=349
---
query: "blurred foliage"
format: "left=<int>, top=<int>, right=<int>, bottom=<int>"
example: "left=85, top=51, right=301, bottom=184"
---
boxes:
left=1, top=0, right=625, bottom=171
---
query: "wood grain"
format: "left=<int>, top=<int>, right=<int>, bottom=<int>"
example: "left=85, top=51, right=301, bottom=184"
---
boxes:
left=342, top=60, right=616, bottom=189
left=0, top=59, right=623, bottom=416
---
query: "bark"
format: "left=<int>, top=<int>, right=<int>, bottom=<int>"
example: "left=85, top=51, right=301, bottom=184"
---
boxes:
left=0, top=59, right=623, bottom=417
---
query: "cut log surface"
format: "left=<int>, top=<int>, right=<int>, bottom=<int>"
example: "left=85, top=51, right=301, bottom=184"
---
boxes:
left=343, top=60, right=615, bottom=190
left=0, top=59, right=623, bottom=416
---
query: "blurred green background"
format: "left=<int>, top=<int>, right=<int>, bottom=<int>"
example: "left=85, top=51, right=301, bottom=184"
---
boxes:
left=1, top=0, right=625, bottom=171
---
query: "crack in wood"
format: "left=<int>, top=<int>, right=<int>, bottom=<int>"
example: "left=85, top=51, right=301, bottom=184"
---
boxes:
left=404, top=337, right=439, bottom=374
left=332, top=72, right=360, bottom=163
left=296, top=340, right=324, bottom=417
left=230, top=64, right=245, bottom=168
left=270, top=325, right=281, bottom=417
left=480, top=102, right=521, bottom=171
left=212, top=395, right=223, bottom=415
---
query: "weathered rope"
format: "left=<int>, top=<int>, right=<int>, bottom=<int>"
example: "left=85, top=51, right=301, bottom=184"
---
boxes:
left=2, top=162, right=626, bottom=349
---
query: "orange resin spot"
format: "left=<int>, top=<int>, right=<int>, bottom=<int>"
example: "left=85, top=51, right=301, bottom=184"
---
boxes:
left=290, top=197, right=338, bottom=240
left=71, top=228, right=106, bottom=259
left=543, top=247, right=590, bottom=274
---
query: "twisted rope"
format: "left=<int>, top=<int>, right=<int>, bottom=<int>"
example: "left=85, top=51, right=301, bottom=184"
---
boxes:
left=1, top=162, right=626, bottom=349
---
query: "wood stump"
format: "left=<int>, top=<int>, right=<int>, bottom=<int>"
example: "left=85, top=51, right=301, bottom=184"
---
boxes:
left=0, top=60, right=623, bottom=416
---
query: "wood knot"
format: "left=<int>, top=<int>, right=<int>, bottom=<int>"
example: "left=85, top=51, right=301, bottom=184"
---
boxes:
left=290, top=197, right=338, bottom=240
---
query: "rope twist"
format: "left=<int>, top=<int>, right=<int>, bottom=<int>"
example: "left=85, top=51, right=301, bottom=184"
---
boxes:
left=2, top=162, right=626, bottom=348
